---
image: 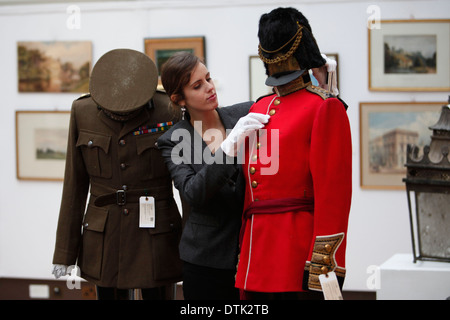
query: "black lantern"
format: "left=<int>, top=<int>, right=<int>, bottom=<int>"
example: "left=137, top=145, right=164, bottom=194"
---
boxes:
left=403, top=98, right=450, bottom=263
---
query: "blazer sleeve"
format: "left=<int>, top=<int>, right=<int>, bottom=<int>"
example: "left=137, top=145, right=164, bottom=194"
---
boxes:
left=157, top=128, right=240, bottom=209
left=305, top=97, right=352, bottom=291
left=53, top=102, right=90, bottom=265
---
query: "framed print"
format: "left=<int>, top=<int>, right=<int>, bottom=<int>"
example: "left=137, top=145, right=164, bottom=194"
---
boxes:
left=360, top=102, right=444, bottom=189
left=16, top=111, right=70, bottom=181
left=368, top=19, right=450, bottom=91
left=249, top=55, right=272, bottom=101
left=144, top=36, right=205, bottom=86
left=310, top=53, right=339, bottom=91
left=17, top=41, right=92, bottom=93
left=249, top=53, right=339, bottom=101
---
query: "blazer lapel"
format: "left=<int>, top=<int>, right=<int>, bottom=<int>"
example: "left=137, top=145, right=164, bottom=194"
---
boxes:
left=178, top=108, right=236, bottom=169
left=217, top=107, right=234, bottom=130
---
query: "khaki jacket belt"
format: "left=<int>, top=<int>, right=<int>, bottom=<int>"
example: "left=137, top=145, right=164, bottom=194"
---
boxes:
left=91, top=183, right=173, bottom=207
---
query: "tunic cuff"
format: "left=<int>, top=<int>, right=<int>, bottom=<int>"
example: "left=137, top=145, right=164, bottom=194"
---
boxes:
left=303, top=233, right=346, bottom=291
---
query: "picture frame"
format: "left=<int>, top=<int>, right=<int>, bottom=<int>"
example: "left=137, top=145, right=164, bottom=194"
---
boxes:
left=310, top=53, right=339, bottom=92
left=249, top=55, right=272, bottom=101
left=359, top=101, right=445, bottom=189
left=368, top=19, right=450, bottom=91
left=16, top=111, right=70, bottom=181
left=17, top=41, right=92, bottom=93
left=144, top=36, right=206, bottom=87
left=249, top=53, right=339, bottom=101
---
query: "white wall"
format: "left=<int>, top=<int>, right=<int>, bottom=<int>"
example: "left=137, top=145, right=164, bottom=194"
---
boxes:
left=1, top=0, right=448, bottom=292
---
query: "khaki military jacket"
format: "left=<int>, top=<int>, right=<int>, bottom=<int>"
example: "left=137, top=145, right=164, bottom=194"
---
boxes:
left=53, top=91, right=183, bottom=289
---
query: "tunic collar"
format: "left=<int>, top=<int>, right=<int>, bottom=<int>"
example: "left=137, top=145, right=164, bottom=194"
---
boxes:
left=274, top=73, right=311, bottom=97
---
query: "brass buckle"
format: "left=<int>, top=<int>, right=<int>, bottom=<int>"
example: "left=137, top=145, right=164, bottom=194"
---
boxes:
left=116, top=189, right=126, bottom=206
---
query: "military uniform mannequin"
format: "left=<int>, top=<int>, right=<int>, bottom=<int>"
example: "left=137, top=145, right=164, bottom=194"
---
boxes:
left=52, top=49, right=183, bottom=299
left=235, top=7, right=352, bottom=299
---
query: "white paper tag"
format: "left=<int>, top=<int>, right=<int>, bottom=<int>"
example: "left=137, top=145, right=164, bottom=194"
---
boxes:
left=319, top=271, right=343, bottom=300
left=139, top=196, right=155, bottom=228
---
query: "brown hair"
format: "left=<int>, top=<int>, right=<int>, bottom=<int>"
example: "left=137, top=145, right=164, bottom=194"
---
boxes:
left=160, top=51, right=202, bottom=112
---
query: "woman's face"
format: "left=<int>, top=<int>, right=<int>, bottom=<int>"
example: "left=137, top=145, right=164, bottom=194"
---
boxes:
left=177, top=62, right=218, bottom=114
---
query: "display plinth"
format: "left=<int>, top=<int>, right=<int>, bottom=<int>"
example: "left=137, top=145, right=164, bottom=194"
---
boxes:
left=377, top=253, right=450, bottom=300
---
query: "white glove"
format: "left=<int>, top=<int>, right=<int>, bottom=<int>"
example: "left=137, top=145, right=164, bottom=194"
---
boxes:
left=322, top=53, right=339, bottom=96
left=221, top=112, right=270, bottom=157
left=312, top=53, right=339, bottom=96
left=52, top=264, right=68, bottom=279
left=322, top=53, right=337, bottom=73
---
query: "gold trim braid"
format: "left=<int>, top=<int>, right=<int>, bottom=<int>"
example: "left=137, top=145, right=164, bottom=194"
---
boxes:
left=274, top=76, right=311, bottom=96
left=305, top=233, right=346, bottom=291
left=258, top=24, right=303, bottom=65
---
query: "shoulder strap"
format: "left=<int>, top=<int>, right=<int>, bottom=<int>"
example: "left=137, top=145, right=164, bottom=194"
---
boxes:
left=306, top=85, right=334, bottom=100
left=76, top=93, right=91, bottom=101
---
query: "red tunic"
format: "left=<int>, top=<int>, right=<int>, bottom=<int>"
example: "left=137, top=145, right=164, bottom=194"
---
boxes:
left=235, top=87, right=352, bottom=293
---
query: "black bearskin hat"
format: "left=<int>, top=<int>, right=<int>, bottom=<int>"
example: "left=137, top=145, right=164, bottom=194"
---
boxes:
left=258, top=7, right=326, bottom=86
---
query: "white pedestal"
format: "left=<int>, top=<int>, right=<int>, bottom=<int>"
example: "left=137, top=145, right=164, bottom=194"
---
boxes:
left=377, top=253, right=450, bottom=300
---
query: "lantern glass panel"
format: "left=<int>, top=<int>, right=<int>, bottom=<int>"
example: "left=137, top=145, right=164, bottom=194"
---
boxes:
left=416, top=192, right=450, bottom=260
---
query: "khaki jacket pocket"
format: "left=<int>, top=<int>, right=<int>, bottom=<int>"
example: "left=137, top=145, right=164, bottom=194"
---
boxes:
left=77, top=130, right=112, bottom=178
left=136, top=132, right=169, bottom=180
left=80, top=205, right=108, bottom=280
left=148, top=206, right=182, bottom=281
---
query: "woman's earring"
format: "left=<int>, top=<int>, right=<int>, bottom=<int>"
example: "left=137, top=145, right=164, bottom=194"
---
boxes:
left=181, top=106, right=186, bottom=120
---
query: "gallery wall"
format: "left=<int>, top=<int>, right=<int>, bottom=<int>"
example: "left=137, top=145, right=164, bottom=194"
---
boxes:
left=0, top=0, right=449, bottom=293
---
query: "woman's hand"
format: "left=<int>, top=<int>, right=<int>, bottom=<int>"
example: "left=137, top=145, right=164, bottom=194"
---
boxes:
left=220, top=112, right=270, bottom=157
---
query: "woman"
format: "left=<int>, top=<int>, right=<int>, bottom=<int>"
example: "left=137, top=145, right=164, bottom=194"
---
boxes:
left=156, top=52, right=268, bottom=300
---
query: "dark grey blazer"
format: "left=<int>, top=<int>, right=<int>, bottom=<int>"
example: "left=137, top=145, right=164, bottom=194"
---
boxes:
left=157, top=102, right=252, bottom=270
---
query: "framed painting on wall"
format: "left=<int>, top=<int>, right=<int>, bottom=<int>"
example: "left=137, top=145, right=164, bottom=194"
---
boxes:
left=368, top=19, right=450, bottom=91
left=17, top=41, right=92, bottom=93
left=359, top=101, right=445, bottom=189
left=144, top=36, right=206, bottom=87
left=249, top=55, right=272, bottom=101
left=16, top=111, right=70, bottom=181
left=310, top=53, right=339, bottom=92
